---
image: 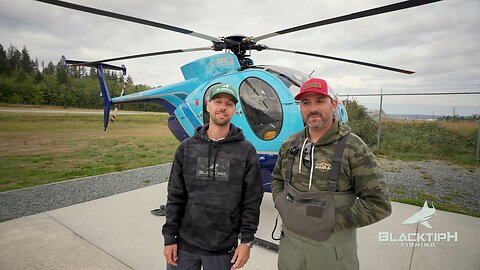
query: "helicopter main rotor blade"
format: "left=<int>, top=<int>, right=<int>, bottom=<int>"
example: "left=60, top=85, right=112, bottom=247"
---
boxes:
left=253, top=0, right=442, bottom=42
left=69, top=47, right=213, bottom=66
left=34, top=0, right=221, bottom=43
left=267, top=47, right=414, bottom=74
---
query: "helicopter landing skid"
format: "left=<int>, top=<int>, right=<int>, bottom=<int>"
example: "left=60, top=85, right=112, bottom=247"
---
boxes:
left=254, top=192, right=280, bottom=252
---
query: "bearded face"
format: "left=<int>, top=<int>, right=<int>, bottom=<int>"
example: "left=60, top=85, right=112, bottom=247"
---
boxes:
left=299, top=92, right=337, bottom=130
left=207, top=94, right=236, bottom=126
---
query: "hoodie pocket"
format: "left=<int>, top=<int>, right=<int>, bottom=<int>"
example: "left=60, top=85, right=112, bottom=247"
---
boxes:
left=190, top=204, right=232, bottom=250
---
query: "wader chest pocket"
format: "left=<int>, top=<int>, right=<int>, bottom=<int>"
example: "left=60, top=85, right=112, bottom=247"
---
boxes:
left=278, top=189, right=335, bottom=241
left=286, top=193, right=327, bottom=218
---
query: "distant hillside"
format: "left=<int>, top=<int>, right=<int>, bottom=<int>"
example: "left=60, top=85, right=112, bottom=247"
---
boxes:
left=369, top=110, right=442, bottom=121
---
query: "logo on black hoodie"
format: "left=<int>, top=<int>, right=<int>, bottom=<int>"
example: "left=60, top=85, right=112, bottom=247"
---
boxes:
left=196, top=157, right=230, bottom=182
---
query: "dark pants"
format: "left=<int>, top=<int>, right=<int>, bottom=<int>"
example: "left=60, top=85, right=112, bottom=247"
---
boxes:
left=166, top=249, right=233, bottom=270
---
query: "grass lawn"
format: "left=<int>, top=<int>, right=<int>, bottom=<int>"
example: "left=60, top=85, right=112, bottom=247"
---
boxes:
left=0, top=108, right=178, bottom=192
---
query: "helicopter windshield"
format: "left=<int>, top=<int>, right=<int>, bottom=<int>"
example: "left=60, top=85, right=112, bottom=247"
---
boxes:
left=256, top=65, right=309, bottom=99
left=239, top=77, right=283, bottom=141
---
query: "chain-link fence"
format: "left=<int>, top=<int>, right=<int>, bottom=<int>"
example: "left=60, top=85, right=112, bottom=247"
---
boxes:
left=337, top=91, right=480, bottom=164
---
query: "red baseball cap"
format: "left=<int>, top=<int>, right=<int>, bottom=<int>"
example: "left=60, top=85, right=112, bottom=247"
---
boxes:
left=294, top=78, right=336, bottom=100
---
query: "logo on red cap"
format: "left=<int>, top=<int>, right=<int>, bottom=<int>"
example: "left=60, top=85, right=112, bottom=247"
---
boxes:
left=295, top=78, right=335, bottom=100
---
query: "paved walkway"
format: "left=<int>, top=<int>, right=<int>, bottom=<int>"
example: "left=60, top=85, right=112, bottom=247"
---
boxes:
left=0, top=183, right=479, bottom=270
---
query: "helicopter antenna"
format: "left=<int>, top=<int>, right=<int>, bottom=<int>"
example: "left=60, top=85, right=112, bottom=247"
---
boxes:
left=309, top=70, right=315, bottom=77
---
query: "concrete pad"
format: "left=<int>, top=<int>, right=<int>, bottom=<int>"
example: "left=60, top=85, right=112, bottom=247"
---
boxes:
left=0, top=213, right=130, bottom=270
left=46, top=182, right=278, bottom=270
left=410, top=210, right=480, bottom=270
left=358, top=202, right=480, bottom=270
left=357, top=202, right=418, bottom=270
left=47, top=184, right=167, bottom=270
left=1, top=182, right=479, bottom=270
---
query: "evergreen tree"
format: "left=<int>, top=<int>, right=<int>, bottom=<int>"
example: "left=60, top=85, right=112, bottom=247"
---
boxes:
left=0, top=44, right=8, bottom=74
left=55, top=60, right=68, bottom=85
left=33, top=70, right=44, bottom=84
left=7, top=44, right=21, bottom=72
left=0, top=43, right=149, bottom=109
left=88, top=67, right=97, bottom=78
left=33, top=58, right=40, bottom=73
left=43, top=61, right=56, bottom=75
left=20, top=46, right=34, bottom=74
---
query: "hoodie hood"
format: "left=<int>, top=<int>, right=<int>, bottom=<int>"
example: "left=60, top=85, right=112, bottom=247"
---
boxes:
left=194, top=123, right=245, bottom=143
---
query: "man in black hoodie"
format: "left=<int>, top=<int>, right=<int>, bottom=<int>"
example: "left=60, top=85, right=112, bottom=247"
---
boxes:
left=162, top=83, right=264, bottom=270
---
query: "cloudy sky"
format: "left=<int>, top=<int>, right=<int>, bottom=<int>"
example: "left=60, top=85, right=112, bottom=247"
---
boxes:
left=1, top=0, right=479, bottom=114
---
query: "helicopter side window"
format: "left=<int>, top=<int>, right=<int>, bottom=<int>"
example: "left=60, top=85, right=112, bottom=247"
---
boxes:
left=239, top=77, right=283, bottom=141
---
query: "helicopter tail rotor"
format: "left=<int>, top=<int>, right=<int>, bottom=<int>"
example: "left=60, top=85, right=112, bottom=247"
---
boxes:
left=62, top=56, right=127, bottom=131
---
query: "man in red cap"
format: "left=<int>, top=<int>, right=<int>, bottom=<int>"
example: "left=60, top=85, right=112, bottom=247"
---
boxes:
left=271, top=78, right=391, bottom=269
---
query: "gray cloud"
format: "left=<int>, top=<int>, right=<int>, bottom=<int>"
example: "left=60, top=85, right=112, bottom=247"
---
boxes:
left=0, top=0, right=478, bottom=93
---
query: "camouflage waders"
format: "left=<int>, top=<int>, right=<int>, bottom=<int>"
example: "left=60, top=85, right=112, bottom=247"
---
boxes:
left=276, top=135, right=359, bottom=269
left=277, top=193, right=358, bottom=270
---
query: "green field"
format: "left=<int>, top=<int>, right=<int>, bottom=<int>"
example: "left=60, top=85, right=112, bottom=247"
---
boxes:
left=0, top=107, right=178, bottom=192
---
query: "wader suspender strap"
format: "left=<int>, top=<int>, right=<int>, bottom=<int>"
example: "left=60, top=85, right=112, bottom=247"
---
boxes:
left=285, top=134, right=349, bottom=191
left=284, top=136, right=303, bottom=188
left=327, top=134, right=349, bottom=192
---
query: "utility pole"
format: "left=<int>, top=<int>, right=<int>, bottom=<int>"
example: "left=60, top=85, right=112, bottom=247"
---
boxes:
left=377, top=89, right=383, bottom=151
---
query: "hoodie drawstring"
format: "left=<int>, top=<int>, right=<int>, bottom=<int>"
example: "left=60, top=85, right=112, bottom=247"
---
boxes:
left=207, top=141, right=221, bottom=181
left=212, top=144, right=220, bottom=182
left=207, top=142, right=212, bottom=179
left=298, top=138, right=308, bottom=173
left=308, top=146, right=315, bottom=190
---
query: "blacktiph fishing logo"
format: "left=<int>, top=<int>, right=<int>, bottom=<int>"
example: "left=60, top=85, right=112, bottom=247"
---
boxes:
left=196, top=157, right=230, bottom=182
left=402, top=200, right=437, bottom=228
left=378, top=201, right=458, bottom=248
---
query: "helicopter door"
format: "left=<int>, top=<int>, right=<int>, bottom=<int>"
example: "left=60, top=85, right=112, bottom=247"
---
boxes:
left=239, top=77, right=283, bottom=141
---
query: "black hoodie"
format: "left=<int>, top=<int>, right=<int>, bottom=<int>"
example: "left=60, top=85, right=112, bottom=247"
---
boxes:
left=162, top=123, right=264, bottom=255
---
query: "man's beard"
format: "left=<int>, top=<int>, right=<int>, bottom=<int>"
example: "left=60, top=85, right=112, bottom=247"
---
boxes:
left=211, top=111, right=231, bottom=126
left=305, top=112, right=328, bottom=129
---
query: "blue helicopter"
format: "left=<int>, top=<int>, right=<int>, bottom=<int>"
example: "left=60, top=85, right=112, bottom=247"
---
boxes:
left=36, top=0, right=441, bottom=192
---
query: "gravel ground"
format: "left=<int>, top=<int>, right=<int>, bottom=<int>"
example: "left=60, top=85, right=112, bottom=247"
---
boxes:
left=0, top=164, right=172, bottom=222
left=1, top=159, right=479, bottom=222
left=379, top=158, right=480, bottom=215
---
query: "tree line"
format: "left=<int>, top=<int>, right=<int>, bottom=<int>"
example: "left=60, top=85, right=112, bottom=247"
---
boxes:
left=0, top=43, right=165, bottom=112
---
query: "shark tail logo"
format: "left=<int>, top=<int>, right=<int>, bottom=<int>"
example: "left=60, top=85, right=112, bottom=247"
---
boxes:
left=402, top=201, right=436, bottom=228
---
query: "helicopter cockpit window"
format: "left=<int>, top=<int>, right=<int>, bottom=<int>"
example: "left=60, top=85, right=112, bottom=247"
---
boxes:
left=257, top=65, right=309, bottom=100
left=239, top=77, right=283, bottom=141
